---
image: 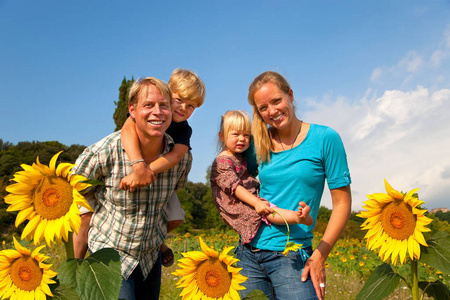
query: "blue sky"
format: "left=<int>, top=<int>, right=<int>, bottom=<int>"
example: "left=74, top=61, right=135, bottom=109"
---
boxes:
left=1, top=1, right=449, bottom=210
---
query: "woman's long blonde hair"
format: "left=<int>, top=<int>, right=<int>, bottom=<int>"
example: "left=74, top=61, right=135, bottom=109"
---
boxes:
left=248, top=71, right=292, bottom=163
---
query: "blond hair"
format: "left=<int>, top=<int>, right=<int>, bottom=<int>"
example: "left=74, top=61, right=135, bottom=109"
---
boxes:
left=128, top=77, right=172, bottom=106
left=218, top=110, right=251, bottom=151
left=168, top=68, right=206, bottom=107
left=248, top=71, right=292, bottom=163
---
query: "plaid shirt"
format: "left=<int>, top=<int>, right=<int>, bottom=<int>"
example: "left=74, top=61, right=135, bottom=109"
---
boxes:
left=72, top=131, right=192, bottom=279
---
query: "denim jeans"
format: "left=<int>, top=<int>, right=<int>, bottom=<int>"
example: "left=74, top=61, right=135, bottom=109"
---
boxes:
left=118, top=253, right=162, bottom=300
left=235, top=244, right=318, bottom=300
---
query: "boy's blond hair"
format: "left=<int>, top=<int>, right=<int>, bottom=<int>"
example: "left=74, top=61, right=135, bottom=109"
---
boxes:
left=168, top=68, right=206, bottom=107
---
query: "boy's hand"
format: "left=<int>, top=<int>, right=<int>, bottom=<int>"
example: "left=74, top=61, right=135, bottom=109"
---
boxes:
left=254, top=200, right=273, bottom=215
left=120, top=162, right=156, bottom=192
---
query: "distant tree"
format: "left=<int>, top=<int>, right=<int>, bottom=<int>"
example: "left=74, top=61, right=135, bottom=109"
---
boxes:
left=113, top=76, right=135, bottom=131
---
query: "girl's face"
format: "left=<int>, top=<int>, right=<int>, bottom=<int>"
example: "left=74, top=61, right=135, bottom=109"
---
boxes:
left=253, top=82, right=294, bottom=130
left=222, top=129, right=250, bottom=154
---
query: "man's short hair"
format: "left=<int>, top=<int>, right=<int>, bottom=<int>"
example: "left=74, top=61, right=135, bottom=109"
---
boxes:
left=128, top=77, right=172, bottom=107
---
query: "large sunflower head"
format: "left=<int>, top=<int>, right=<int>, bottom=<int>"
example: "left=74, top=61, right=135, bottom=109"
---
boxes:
left=357, top=179, right=433, bottom=265
left=172, top=237, right=247, bottom=300
left=4, top=151, right=93, bottom=246
left=0, top=237, right=57, bottom=300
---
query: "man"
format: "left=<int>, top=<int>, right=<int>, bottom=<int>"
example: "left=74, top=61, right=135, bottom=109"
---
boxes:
left=72, top=77, right=192, bottom=299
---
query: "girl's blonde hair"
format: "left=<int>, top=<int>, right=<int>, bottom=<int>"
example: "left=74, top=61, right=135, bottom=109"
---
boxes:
left=218, top=110, right=251, bottom=151
left=248, top=71, right=292, bottom=163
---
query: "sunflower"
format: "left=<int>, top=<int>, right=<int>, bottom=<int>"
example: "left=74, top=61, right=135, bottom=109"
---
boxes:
left=358, top=179, right=432, bottom=265
left=282, top=241, right=303, bottom=256
left=172, top=237, right=247, bottom=300
left=4, top=151, right=93, bottom=246
left=0, top=237, right=57, bottom=300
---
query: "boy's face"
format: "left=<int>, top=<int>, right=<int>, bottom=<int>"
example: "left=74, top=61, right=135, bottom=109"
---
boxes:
left=171, top=92, right=197, bottom=123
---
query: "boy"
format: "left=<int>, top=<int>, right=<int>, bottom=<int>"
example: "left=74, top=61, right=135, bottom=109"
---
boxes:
left=73, top=69, right=206, bottom=266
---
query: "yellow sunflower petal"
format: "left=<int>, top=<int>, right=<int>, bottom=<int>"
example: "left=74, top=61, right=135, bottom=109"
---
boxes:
left=173, top=236, right=247, bottom=299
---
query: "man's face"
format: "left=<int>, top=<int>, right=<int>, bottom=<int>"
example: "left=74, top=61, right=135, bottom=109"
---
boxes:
left=129, top=84, right=172, bottom=139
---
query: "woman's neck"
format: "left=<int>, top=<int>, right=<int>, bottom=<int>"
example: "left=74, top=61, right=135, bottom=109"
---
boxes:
left=276, top=117, right=302, bottom=139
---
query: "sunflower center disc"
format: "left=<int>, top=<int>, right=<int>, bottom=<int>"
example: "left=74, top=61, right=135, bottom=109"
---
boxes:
left=390, top=212, right=405, bottom=229
left=381, top=200, right=416, bottom=240
left=19, top=266, right=32, bottom=281
left=43, top=188, right=59, bottom=207
left=33, top=176, right=73, bottom=220
left=10, top=256, right=43, bottom=291
left=205, top=270, right=220, bottom=287
left=196, top=258, right=232, bottom=298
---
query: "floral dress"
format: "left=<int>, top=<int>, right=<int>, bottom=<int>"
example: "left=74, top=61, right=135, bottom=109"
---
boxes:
left=210, top=153, right=268, bottom=244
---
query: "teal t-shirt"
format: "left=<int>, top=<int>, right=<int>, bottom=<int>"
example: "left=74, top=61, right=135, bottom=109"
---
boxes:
left=246, top=124, right=351, bottom=251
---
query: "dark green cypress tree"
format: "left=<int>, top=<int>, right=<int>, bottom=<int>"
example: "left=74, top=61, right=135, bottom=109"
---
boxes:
left=113, top=76, right=135, bottom=131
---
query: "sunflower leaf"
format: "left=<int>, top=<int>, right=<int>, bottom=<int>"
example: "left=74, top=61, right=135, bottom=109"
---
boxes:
left=418, top=280, right=450, bottom=300
left=242, top=289, right=270, bottom=300
left=57, top=248, right=122, bottom=300
left=355, top=263, right=401, bottom=300
left=80, top=179, right=105, bottom=186
left=420, top=231, right=450, bottom=274
left=51, top=283, right=81, bottom=300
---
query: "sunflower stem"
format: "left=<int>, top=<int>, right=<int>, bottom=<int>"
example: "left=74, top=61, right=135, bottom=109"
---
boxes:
left=411, top=259, right=419, bottom=300
left=272, top=209, right=290, bottom=243
left=64, top=231, right=74, bottom=259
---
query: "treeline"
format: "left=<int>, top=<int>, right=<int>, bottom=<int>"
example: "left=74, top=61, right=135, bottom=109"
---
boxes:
left=0, top=139, right=224, bottom=239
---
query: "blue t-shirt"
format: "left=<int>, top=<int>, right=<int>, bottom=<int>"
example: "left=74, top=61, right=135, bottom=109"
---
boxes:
left=246, top=124, right=351, bottom=251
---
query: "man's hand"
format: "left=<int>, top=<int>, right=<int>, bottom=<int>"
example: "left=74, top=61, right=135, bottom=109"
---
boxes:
left=120, top=162, right=156, bottom=192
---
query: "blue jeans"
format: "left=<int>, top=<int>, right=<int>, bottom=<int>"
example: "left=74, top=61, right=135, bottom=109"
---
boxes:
left=118, top=253, right=162, bottom=300
left=235, top=244, right=318, bottom=300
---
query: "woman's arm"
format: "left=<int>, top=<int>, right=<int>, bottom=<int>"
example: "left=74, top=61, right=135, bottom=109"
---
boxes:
left=120, top=117, right=155, bottom=191
left=302, top=185, right=352, bottom=300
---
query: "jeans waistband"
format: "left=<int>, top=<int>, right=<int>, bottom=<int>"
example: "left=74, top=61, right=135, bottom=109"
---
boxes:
left=244, top=243, right=313, bottom=253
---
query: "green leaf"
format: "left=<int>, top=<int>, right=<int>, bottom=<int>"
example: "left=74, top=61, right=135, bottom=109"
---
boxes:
left=51, top=283, right=80, bottom=300
left=57, top=248, right=122, bottom=300
left=80, top=179, right=105, bottom=186
left=421, top=231, right=450, bottom=274
left=242, top=289, right=270, bottom=300
left=355, top=263, right=401, bottom=300
left=419, top=280, right=450, bottom=300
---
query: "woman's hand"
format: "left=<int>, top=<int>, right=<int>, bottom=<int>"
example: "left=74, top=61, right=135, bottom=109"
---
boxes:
left=302, top=249, right=326, bottom=300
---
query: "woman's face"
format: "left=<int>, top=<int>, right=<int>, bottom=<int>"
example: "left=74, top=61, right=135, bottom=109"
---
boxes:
left=253, top=82, right=294, bottom=130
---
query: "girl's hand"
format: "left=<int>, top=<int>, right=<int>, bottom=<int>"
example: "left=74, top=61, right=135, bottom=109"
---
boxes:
left=254, top=200, right=272, bottom=215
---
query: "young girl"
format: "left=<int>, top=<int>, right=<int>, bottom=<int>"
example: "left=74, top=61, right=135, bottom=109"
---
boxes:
left=210, top=110, right=313, bottom=244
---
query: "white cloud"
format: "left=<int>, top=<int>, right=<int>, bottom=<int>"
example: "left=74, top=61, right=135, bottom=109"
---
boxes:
left=371, top=67, right=382, bottom=81
left=399, top=51, right=423, bottom=73
left=431, top=49, right=447, bottom=66
left=301, top=86, right=450, bottom=211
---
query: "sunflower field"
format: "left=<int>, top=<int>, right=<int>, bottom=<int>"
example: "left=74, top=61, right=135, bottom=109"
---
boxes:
left=158, top=229, right=449, bottom=300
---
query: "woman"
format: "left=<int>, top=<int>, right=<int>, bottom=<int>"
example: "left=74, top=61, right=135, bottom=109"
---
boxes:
left=237, top=71, right=352, bottom=300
